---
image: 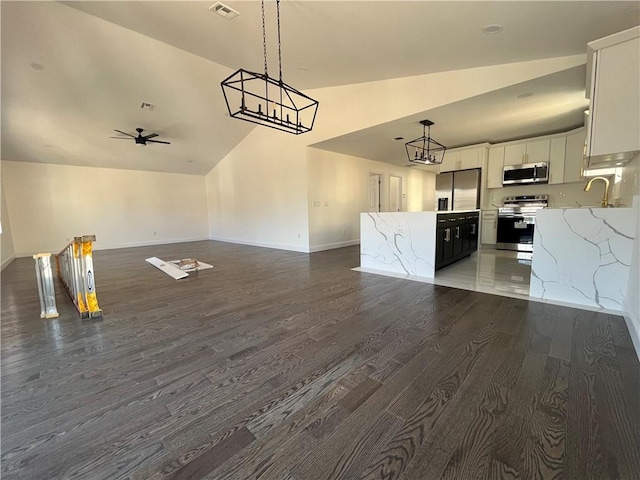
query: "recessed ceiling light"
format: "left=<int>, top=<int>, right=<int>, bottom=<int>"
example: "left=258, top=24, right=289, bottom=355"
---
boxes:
left=517, top=92, right=534, bottom=99
left=393, top=137, right=404, bottom=141
left=482, top=24, right=503, bottom=34
left=30, top=62, right=45, bottom=71
left=209, top=2, right=239, bottom=20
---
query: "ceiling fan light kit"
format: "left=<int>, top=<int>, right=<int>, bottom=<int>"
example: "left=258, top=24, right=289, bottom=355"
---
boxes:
left=221, top=0, right=318, bottom=135
left=405, top=120, right=447, bottom=165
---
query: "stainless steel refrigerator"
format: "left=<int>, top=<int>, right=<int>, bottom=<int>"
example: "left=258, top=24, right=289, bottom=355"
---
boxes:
left=435, top=169, right=481, bottom=211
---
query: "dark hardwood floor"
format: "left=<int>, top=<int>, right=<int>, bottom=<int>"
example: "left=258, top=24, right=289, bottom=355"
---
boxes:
left=1, top=241, right=639, bottom=480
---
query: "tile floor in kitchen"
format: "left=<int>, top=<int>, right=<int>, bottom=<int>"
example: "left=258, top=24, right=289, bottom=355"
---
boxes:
left=433, top=246, right=533, bottom=300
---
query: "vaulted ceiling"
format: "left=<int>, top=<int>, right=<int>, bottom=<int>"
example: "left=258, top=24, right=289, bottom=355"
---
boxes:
left=2, top=1, right=639, bottom=174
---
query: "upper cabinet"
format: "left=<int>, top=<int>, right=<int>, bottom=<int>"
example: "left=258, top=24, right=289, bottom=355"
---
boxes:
left=486, top=128, right=586, bottom=188
left=564, top=129, right=587, bottom=183
left=439, top=145, right=486, bottom=173
left=487, top=147, right=504, bottom=189
left=548, top=137, right=566, bottom=185
left=585, top=26, right=640, bottom=166
left=503, top=139, right=551, bottom=166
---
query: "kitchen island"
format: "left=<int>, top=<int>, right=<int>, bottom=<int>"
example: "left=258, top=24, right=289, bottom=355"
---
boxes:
left=530, top=205, right=638, bottom=312
left=358, top=210, right=479, bottom=279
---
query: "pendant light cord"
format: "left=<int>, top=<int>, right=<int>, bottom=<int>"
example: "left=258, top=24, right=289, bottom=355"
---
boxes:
left=262, top=0, right=268, bottom=76
left=276, top=0, right=283, bottom=82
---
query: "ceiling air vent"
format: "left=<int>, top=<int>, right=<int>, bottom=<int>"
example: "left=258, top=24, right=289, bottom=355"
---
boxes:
left=140, top=102, right=156, bottom=111
left=209, top=2, right=239, bottom=20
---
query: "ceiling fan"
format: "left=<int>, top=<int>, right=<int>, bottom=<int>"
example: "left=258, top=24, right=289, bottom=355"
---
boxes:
left=111, top=128, right=170, bottom=146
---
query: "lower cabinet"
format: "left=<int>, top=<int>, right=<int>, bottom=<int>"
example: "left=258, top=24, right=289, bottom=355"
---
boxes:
left=435, top=212, right=479, bottom=271
left=481, top=210, right=498, bottom=245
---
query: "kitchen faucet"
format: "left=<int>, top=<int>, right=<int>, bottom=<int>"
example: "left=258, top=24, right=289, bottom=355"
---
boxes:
left=583, top=176, right=611, bottom=208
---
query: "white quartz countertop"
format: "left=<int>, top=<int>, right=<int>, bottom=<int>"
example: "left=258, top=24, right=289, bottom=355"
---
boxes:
left=544, top=206, right=633, bottom=210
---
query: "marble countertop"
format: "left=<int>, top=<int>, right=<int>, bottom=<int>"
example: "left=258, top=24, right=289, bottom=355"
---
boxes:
left=545, top=206, right=632, bottom=210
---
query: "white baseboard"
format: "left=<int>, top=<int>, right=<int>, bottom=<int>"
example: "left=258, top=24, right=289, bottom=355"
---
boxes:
left=1, top=254, right=16, bottom=270
left=209, top=236, right=309, bottom=253
left=623, top=308, right=640, bottom=363
left=94, top=236, right=212, bottom=251
left=14, top=236, right=211, bottom=258
left=308, top=239, right=360, bottom=253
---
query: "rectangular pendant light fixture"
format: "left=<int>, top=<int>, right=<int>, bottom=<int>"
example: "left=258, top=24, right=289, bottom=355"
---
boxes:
left=221, top=0, right=319, bottom=135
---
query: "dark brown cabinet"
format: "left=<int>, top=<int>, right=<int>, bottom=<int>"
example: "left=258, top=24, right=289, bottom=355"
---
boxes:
left=435, top=212, right=479, bottom=271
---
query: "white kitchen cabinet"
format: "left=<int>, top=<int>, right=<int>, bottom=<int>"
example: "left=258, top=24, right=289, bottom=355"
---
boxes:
left=440, top=146, right=484, bottom=172
left=565, top=129, right=587, bottom=183
left=586, top=26, right=640, bottom=166
left=548, top=137, right=566, bottom=185
left=439, top=151, right=459, bottom=173
left=481, top=210, right=497, bottom=245
left=526, top=139, right=552, bottom=164
left=459, top=148, right=483, bottom=170
left=487, top=147, right=504, bottom=189
left=503, top=143, right=527, bottom=166
left=504, top=139, right=550, bottom=166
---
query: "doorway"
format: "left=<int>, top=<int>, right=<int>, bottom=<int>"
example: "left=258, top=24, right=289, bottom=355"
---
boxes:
left=368, top=173, right=381, bottom=212
left=390, top=175, right=402, bottom=212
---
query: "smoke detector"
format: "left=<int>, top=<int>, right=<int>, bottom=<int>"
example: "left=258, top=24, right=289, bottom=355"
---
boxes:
left=209, top=2, right=239, bottom=20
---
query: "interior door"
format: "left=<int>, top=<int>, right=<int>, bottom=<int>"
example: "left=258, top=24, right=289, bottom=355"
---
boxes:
left=369, top=173, right=381, bottom=212
left=390, top=175, right=402, bottom=212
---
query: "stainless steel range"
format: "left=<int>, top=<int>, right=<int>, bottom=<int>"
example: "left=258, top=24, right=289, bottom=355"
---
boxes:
left=496, top=194, right=548, bottom=252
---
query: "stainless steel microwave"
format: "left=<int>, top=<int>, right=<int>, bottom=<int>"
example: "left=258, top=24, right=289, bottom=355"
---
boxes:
left=503, top=162, right=549, bottom=185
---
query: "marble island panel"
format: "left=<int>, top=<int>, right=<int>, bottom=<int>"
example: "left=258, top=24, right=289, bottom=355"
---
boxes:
left=530, top=206, right=637, bottom=312
left=360, top=212, right=437, bottom=278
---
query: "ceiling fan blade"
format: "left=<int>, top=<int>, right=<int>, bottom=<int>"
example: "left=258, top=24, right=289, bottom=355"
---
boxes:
left=146, top=139, right=171, bottom=144
left=142, top=133, right=159, bottom=139
left=110, top=136, right=134, bottom=139
left=113, top=129, right=135, bottom=137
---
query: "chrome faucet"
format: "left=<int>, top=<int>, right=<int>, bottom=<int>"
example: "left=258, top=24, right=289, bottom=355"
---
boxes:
left=583, top=176, right=611, bottom=208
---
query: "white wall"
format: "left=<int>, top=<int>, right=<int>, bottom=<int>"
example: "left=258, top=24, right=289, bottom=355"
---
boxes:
left=205, top=56, right=583, bottom=253
left=2, top=161, right=209, bottom=256
left=307, top=148, right=435, bottom=252
left=1, top=175, right=16, bottom=269
left=307, top=55, right=585, bottom=144
left=205, top=128, right=310, bottom=252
